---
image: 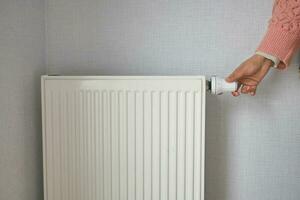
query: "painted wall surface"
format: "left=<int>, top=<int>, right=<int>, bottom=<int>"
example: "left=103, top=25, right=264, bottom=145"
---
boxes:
left=45, top=1, right=300, bottom=199
left=0, top=0, right=45, bottom=200
left=1, top=0, right=299, bottom=200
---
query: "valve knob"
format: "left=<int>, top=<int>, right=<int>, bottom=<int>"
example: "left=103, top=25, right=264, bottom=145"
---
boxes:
left=210, top=76, right=237, bottom=95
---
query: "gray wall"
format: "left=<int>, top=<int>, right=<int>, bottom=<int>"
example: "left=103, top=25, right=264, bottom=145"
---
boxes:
left=0, top=0, right=45, bottom=200
left=45, top=1, right=300, bottom=200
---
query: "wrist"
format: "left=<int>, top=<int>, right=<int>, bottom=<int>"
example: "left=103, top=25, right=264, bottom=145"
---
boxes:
left=263, top=57, right=274, bottom=68
left=253, top=54, right=274, bottom=68
left=255, top=51, right=280, bottom=68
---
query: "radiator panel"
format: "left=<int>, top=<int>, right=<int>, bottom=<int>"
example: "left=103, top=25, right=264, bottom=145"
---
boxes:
left=42, top=76, right=206, bottom=200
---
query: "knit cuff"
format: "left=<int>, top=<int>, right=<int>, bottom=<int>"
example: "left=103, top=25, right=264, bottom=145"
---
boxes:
left=256, top=25, right=300, bottom=69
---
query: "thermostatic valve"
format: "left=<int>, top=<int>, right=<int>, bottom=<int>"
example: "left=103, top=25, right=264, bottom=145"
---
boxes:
left=207, top=76, right=237, bottom=95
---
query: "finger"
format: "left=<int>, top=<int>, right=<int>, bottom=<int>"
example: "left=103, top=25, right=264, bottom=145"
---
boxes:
left=249, top=86, right=257, bottom=96
left=247, top=86, right=257, bottom=96
left=247, top=85, right=256, bottom=93
left=250, top=89, right=256, bottom=96
left=241, top=85, right=251, bottom=94
left=232, top=91, right=240, bottom=96
left=226, top=68, right=244, bottom=83
left=236, top=82, right=242, bottom=92
left=232, top=82, right=242, bottom=96
left=241, top=85, right=256, bottom=94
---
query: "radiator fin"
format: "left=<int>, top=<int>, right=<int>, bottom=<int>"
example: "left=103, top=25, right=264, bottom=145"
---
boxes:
left=42, top=77, right=205, bottom=200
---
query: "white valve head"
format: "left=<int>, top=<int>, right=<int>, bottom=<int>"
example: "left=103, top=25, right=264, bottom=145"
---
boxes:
left=210, top=76, right=237, bottom=95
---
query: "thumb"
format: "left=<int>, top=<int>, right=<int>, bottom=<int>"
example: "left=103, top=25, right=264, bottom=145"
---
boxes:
left=226, top=69, right=244, bottom=83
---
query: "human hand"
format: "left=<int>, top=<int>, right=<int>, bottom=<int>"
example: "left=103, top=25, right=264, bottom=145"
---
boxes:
left=226, top=54, right=273, bottom=96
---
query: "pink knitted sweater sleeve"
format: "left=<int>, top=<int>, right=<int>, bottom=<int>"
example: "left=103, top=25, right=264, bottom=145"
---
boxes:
left=257, top=0, right=300, bottom=69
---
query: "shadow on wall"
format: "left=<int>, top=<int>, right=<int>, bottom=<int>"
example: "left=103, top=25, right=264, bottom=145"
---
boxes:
left=205, top=94, right=229, bottom=200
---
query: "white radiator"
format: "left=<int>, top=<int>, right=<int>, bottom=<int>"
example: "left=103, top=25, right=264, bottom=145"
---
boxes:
left=41, top=76, right=206, bottom=200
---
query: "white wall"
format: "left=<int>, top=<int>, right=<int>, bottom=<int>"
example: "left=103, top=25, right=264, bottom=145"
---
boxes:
left=45, top=1, right=300, bottom=200
left=1, top=0, right=299, bottom=200
left=0, top=0, right=45, bottom=200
